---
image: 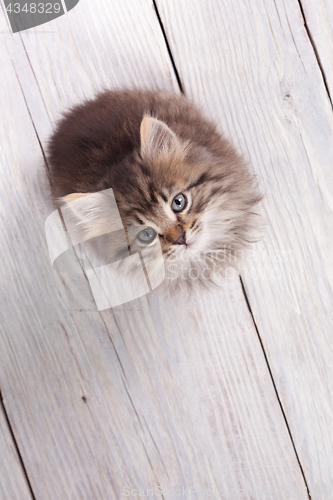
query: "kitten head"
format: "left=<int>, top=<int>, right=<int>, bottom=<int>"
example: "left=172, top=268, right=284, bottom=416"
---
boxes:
left=61, top=115, right=262, bottom=290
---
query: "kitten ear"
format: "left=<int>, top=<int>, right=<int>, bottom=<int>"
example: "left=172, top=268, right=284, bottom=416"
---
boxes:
left=140, top=115, right=179, bottom=158
left=60, top=192, right=90, bottom=205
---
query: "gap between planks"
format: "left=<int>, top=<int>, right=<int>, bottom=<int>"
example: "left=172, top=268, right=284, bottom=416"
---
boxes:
left=239, top=277, right=312, bottom=500
left=0, top=390, right=36, bottom=499
left=152, top=0, right=312, bottom=497
left=297, top=0, right=333, bottom=106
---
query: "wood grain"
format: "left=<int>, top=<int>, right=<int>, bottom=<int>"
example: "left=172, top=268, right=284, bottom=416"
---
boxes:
left=0, top=403, right=33, bottom=500
left=0, top=0, right=310, bottom=497
left=155, top=0, right=333, bottom=496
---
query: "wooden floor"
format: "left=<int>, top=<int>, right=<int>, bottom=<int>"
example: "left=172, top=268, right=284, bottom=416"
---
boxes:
left=1, top=0, right=333, bottom=498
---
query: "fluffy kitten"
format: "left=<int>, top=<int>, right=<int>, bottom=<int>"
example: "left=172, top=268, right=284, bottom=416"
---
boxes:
left=48, top=89, right=261, bottom=291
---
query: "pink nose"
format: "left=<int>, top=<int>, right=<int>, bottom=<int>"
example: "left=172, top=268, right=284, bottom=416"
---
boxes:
left=173, top=231, right=186, bottom=245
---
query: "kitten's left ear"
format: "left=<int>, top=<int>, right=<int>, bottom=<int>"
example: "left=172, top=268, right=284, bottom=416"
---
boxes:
left=60, top=193, right=91, bottom=203
left=60, top=192, right=90, bottom=205
left=140, top=115, right=180, bottom=158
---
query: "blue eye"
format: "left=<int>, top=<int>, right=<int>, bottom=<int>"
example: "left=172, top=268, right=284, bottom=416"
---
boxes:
left=137, top=227, right=157, bottom=243
left=171, top=193, right=187, bottom=212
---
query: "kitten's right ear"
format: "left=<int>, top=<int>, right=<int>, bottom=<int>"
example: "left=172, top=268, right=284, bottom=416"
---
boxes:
left=59, top=192, right=89, bottom=205
left=140, top=115, right=179, bottom=158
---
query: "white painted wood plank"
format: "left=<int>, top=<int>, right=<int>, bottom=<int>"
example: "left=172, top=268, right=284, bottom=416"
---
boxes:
left=155, top=0, right=333, bottom=496
left=0, top=403, right=33, bottom=500
left=300, top=0, right=333, bottom=99
left=1, top=0, right=307, bottom=497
